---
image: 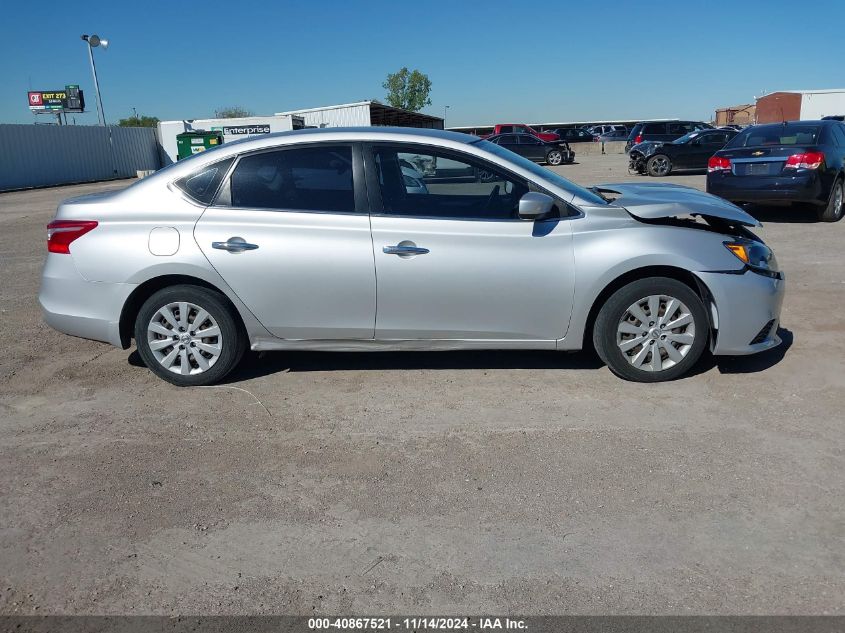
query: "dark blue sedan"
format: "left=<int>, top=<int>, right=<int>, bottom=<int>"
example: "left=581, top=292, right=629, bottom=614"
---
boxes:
left=706, top=120, right=845, bottom=222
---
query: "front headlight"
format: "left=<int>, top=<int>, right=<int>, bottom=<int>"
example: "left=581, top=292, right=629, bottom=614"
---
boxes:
left=724, top=239, right=779, bottom=277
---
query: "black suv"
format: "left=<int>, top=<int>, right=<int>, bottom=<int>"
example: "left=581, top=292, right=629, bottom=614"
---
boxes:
left=625, top=121, right=713, bottom=152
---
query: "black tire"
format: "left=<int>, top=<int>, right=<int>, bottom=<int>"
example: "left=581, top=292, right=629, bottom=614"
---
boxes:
left=818, top=177, right=844, bottom=222
left=592, top=277, right=709, bottom=382
left=134, top=284, right=245, bottom=387
left=646, top=154, right=672, bottom=177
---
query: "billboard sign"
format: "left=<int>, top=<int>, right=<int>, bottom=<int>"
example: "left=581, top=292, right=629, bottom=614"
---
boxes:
left=27, top=85, right=85, bottom=113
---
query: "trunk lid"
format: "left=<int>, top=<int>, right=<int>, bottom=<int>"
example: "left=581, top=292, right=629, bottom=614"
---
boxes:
left=719, top=145, right=820, bottom=177
left=595, top=182, right=760, bottom=227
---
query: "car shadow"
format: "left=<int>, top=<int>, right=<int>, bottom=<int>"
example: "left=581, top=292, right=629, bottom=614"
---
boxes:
left=128, top=330, right=792, bottom=381
left=224, top=348, right=605, bottom=381
left=742, top=204, right=819, bottom=224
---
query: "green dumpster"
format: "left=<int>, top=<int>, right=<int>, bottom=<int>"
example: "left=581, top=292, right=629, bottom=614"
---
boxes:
left=176, top=130, right=223, bottom=160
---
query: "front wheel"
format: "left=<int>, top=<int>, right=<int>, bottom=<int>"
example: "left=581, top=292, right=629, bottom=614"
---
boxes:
left=593, top=277, right=709, bottom=382
left=646, top=154, right=672, bottom=177
left=134, top=284, right=245, bottom=387
left=546, top=150, right=563, bottom=166
left=818, top=178, right=844, bottom=222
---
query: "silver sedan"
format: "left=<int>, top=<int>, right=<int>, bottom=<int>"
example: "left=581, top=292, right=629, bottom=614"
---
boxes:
left=40, top=128, right=785, bottom=385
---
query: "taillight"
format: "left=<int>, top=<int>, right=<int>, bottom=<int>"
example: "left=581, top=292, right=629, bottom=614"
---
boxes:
left=784, top=151, right=824, bottom=170
left=47, top=220, right=98, bottom=254
left=634, top=135, right=642, bottom=144
left=708, top=156, right=731, bottom=173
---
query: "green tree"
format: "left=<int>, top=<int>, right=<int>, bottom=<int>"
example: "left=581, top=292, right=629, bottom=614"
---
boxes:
left=382, top=67, right=432, bottom=112
left=214, top=106, right=254, bottom=118
left=118, top=114, right=159, bottom=128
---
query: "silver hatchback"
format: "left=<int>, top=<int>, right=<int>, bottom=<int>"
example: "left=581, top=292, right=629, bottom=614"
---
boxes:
left=40, top=128, right=785, bottom=385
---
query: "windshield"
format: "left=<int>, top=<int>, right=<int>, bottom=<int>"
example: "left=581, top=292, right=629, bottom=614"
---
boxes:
left=474, top=139, right=608, bottom=205
left=726, top=124, right=821, bottom=148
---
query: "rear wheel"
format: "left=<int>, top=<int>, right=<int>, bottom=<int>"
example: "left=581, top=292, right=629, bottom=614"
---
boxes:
left=646, top=154, right=672, bottom=177
left=134, top=285, right=245, bottom=387
left=593, top=277, right=709, bottom=382
left=546, top=150, right=563, bottom=166
left=818, top=178, right=844, bottom=222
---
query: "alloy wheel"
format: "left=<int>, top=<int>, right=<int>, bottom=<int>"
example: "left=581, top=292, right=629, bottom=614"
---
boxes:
left=650, top=156, right=670, bottom=176
left=616, top=294, right=696, bottom=372
left=147, top=301, right=222, bottom=375
left=547, top=151, right=562, bottom=165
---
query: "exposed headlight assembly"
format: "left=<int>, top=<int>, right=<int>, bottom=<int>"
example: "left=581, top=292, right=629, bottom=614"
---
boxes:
left=724, top=239, right=780, bottom=278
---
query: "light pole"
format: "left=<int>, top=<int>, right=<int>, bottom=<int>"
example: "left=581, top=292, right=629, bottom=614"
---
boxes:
left=81, top=34, right=109, bottom=126
left=443, top=104, right=450, bottom=129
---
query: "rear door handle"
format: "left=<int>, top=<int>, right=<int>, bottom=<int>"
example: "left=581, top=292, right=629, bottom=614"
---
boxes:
left=212, top=237, right=259, bottom=253
left=383, top=244, right=429, bottom=256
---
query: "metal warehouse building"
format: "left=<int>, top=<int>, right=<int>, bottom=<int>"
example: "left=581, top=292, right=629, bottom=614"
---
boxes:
left=755, top=89, right=845, bottom=123
left=275, top=101, right=443, bottom=129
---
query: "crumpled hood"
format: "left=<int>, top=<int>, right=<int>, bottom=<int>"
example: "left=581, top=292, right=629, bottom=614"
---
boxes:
left=595, top=182, right=761, bottom=227
left=630, top=141, right=664, bottom=156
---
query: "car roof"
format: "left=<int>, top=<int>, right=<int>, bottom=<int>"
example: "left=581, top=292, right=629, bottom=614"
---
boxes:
left=751, top=120, right=829, bottom=126
left=229, top=126, right=479, bottom=147
left=141, top=127, right=485, bottom=183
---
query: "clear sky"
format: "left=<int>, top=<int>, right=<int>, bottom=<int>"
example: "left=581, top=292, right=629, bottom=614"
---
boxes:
left=2, top=0, right=843, bottom=127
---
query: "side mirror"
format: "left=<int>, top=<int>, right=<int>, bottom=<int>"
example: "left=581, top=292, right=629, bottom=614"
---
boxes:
left=518, top=192, right=555, bottom=220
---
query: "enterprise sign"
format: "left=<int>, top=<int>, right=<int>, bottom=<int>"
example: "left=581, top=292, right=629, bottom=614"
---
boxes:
left=216, top=124, right=271, bottom=135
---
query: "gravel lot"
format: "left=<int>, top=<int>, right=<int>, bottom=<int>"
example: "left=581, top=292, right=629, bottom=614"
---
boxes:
left=1, top=153, right=843, bottom=615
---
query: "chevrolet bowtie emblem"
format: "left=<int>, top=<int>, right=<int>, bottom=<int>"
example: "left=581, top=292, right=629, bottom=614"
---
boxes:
left=751, top=151, right=764, bottom=156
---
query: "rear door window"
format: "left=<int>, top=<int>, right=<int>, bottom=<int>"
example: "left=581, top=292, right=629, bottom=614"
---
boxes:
left=643, top=123, right=667, bottom=135
left=229, top=145, right=355, bottom=212
left=668, top=122, right=693, bottom=135
left=701, top=132, right=730, bottom=146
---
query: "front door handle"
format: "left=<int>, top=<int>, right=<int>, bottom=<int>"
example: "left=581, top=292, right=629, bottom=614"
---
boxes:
left=383, top=243, right=429, bottom=257
left=212, top=236, right=259, bottom=253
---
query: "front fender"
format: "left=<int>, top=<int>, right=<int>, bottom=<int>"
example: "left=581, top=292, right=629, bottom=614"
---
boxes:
left=558, top=217, right=745, bottom=350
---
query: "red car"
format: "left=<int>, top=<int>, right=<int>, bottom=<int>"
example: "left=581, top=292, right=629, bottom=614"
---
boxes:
left=484, top=124, right=560, bottom=142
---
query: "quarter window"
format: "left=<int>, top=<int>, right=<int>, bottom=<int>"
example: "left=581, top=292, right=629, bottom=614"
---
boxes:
left=831, top=124, right=845, bottom=147
left=373, top=146, right=530, bottom=220
left=229, top=145, right=354, bottom=212
left=175, top=158, right=234, bottom=204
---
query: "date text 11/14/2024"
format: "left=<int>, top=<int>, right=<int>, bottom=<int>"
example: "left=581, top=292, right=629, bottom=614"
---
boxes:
left=308, top=617, right=528, bottom=630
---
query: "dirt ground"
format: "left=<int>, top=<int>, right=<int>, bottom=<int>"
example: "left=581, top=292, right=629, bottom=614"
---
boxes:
left=1, top=153, right=843, bottom=615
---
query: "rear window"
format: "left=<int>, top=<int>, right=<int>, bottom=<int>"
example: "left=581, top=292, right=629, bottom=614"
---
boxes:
left=627, top=124, right=644, bottom=139
left=728, top=125, right=821, bottom=148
